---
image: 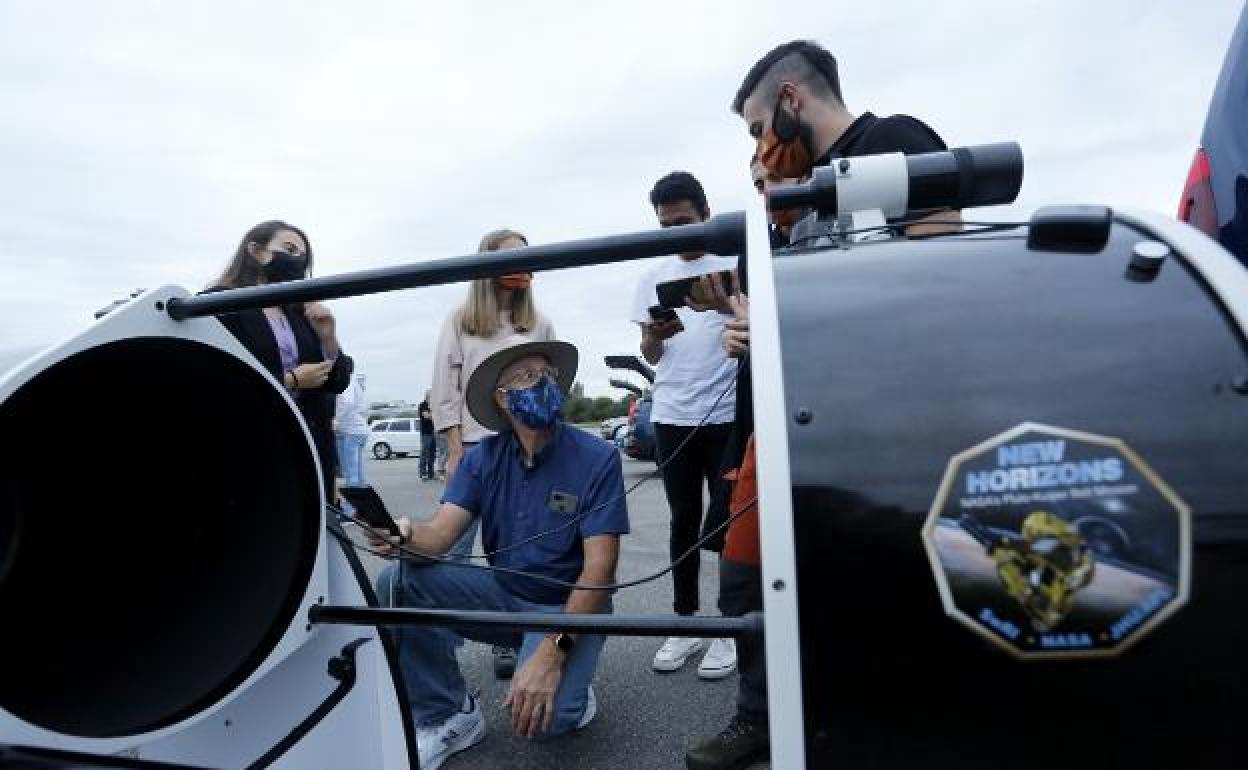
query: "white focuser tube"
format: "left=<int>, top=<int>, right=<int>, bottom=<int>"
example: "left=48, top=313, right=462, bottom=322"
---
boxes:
left=832, top=151, right=910, bottom=219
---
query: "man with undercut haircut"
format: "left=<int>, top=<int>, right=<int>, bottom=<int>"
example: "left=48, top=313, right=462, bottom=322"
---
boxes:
left=685, top=40, right=961, bottom=770
left=734, top=38, right=959, bottom=239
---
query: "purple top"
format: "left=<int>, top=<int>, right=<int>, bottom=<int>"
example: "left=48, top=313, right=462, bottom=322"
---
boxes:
left=267, top=312, right=300, bottom=386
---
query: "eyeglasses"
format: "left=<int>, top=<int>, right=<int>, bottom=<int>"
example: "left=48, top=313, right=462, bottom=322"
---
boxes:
left=270, top=248, right=306, bottom=260
left=496, top=365, right=559, bottom=392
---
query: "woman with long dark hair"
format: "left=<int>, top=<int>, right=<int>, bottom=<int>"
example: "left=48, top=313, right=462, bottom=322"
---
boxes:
left=206, top=220, right=354, bottom=500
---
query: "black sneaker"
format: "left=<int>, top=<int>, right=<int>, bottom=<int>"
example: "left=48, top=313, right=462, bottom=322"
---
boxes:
left=685, top=716, right=769, bottom=770
left=493, top=645, right=516, bottom=679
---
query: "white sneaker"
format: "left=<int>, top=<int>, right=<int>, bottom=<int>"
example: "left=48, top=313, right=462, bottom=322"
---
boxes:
left=652, top=636, right=706, bottom=672
left=415, top=693, right=486, bottom=770
left=576, top=685, right=598, bottom=730
left=697, top=638, right=738, bottom=680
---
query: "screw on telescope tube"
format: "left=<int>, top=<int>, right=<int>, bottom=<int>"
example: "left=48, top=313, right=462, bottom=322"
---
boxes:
left=772, top=580, right=786, bottom=591
left=794, top=408, right=812, bottom=425
left=154, top=301, right=165, bottom=311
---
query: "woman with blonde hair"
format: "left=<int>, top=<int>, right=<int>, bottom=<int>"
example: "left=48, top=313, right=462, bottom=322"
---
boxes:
left=431, top=228, right=556, bottom=480
left=429, top=227, right=556, bottom=680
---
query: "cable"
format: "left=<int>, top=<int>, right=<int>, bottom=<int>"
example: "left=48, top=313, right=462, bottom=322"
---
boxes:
left=786, top=219, right=1027, bottom=249
left=466, top=361, right=743, bottom=560
left=335, top=493, right=757, bottom=593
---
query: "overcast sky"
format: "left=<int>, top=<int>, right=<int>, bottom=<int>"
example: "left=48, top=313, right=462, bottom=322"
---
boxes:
left=0, top=0, right=1241, bottom=400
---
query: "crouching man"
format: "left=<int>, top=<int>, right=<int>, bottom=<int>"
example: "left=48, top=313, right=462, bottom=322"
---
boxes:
left=371, top=339, right=629, bottom=770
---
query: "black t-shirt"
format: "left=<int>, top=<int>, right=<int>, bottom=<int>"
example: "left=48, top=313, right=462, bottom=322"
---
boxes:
left=418, top=400, right=435, bottom=434
left=815, top=111, right=947, bottom=164
left=729, top=112, right=948, bottom=468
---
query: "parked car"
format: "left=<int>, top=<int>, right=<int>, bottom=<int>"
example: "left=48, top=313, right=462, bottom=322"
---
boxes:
left=366, top=418, right=421, bottom=460
left=604, top=354, right=657, bottom=463
left=622, top=391, right=657, bottom=462
left=600, top=416, right=628, bottom=441
left=1179, top=2, right=1248, bottom=264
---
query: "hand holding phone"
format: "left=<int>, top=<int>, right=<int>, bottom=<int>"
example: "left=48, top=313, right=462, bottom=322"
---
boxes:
left=655, top=270, right=736, bottom=309
left=339, top=485, right=401, bottom=537
left=648, top=304, right=678, bottom=322
left=645, top=305, right=684, bottom=340
left=687, top=270, right=738, bottom=314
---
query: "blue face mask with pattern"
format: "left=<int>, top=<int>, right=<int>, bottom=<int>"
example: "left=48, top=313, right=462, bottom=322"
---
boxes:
left=505, top=377, right=565, bottom=429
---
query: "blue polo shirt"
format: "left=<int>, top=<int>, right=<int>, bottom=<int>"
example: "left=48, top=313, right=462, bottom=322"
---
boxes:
left=442, top=423, right=630, bottom=605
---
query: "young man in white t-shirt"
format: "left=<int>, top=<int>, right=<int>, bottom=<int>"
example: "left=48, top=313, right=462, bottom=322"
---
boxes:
left=630, top=171, right=738, bottom=680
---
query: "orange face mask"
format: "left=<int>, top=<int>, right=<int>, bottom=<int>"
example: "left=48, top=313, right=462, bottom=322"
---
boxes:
left=757, top=96, right=814, bottom=179
left=771, top=206, right=802, bottom=228
left=498, top=273, right=533, bottom=290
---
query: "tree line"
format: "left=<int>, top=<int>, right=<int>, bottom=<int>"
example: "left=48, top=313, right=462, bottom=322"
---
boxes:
left=371, top=382, right=635, bottom=426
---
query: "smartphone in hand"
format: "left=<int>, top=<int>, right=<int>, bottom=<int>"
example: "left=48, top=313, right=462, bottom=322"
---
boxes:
left=655, top=270, right=736, bottom=309
left=339, top=485, right=401, bottom=536
left=648, top=304, right=679, bottom=323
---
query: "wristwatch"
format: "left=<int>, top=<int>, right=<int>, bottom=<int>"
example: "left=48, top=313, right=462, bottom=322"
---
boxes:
left=551, top=632, right=576, bottom=656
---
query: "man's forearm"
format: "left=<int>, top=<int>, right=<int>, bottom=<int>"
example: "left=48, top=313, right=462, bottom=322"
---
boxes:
left=904, top=208, right=962, bottom=237
left=405, top=521, right=454, bottom=556
left=561, top=558, right=617, bottom=618
left=444, top=425, right=463, bottom=453
left=640, top=334, right=664, bottom=366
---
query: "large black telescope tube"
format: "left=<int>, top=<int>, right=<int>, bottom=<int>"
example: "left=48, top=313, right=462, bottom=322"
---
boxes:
left=168, top=212, right=746, bottom=320
left=766, top=142, right=1024, bottom=218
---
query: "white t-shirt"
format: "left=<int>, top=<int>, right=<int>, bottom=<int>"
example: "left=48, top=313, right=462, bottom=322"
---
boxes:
left=630, top=255, right=738, bottom=426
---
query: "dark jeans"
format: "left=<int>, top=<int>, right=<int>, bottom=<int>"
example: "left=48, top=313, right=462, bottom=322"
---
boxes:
left=720, top=559, right=766, bottom=723
left=419, top=432, right=436, bottom=478
left=654, top=421, right=733, bottom=616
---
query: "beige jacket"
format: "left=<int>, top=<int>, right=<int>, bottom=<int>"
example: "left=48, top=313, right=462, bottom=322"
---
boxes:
left=430, top=309, right=556, bottom=443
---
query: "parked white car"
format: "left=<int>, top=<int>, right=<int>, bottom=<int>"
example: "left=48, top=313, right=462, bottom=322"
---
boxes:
left=600, top=416, right=628, bottom=441
left=366, top=418, right=421, bottom=460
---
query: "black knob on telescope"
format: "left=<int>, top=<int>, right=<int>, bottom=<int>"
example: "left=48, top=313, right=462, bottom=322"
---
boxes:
left=766, top=142, right=1024, bottom=218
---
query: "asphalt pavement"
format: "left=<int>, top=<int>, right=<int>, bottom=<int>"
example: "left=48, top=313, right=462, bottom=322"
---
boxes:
left=352, top=438, right=770, bottom=770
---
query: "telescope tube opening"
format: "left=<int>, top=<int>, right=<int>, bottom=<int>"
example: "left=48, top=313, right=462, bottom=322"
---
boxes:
left=0, top=337, right=321, bottom=738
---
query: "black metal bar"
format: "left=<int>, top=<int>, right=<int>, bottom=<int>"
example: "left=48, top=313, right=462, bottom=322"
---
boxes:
left=0, top=744, right=212, bottom=770
left=603, top=354, right=656, bottom=384
left=309, top=605, right=764, bottom=639
left=608, top=378, right=644, bottom=397
left=167, top=211, right=746, bottom=320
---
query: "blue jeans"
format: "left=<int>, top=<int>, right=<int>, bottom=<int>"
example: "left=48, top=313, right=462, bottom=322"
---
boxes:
left=336, top=432, right=367, bottom=487
left=420, top=432, right=437, bottom=479
left=376, top=562, right=608, bottom=736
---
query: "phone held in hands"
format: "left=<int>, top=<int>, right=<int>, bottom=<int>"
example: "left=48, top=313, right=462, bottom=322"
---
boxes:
left=338, top=485, right=401, bottom=536
left=648, top=304, right=679, bottom=323
left=655, top=270, right=736, bottom=309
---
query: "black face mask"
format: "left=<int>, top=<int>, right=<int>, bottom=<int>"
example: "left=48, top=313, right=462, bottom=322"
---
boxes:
left=261, top=251, right=307, bottom=283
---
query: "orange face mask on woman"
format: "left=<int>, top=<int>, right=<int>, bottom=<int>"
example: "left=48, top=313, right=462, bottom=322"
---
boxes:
left=498, top=273, right=533, bottom=290
left=757, top=95, right=815, bottom=180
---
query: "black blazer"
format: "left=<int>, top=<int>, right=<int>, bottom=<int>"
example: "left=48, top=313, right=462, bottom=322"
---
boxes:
left=203, top=288, right=354, bottom=497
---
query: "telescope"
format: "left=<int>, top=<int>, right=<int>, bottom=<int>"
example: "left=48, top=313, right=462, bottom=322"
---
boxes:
left=3, top=143, right=1248, bottom=770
